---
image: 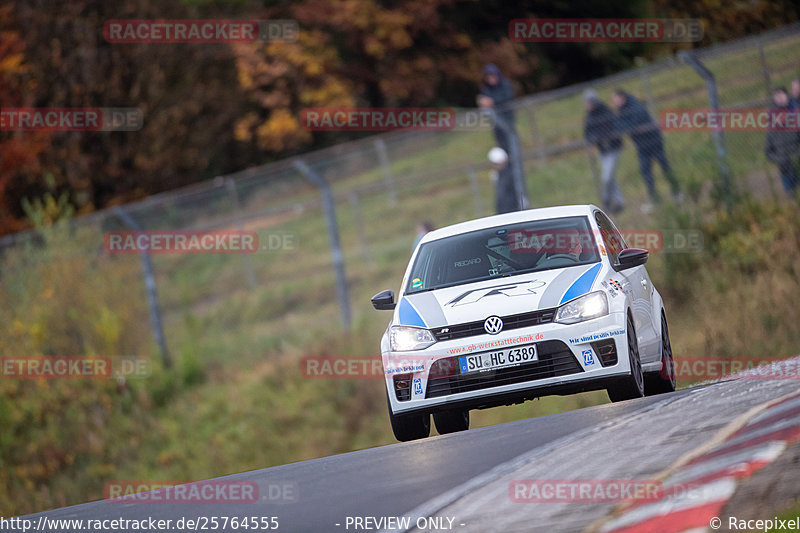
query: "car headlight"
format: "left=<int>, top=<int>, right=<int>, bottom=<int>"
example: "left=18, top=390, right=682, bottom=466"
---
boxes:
left=390, top=326, right=436, bottom=352
left=554, top=291, right=609, bottom=324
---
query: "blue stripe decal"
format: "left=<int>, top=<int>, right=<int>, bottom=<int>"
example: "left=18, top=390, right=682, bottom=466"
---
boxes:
left=559, top=263, right=602, bottom=304
left=398, top=297, right=426, bottom=327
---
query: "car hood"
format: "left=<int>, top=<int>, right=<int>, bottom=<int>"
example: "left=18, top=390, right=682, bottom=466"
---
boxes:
left=395, top=262, right=602, bottom=328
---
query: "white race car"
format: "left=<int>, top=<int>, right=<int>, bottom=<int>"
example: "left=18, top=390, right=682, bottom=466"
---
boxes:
left=372, top=205, right=676, bottom=441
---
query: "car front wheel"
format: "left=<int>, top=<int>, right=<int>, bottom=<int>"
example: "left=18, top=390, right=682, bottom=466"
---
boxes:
left=645, top=312, right=676, bottom=395
left=387, top=394, right=430, bottom=441
left=433, top=408, right=469, bottom=434
left=607, top=315, right=645, bottom=402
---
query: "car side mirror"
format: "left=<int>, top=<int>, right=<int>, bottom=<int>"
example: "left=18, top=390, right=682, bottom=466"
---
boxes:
left=371, top=289, right=396, bottom=310
left=616, top=248, right=649, bottom=270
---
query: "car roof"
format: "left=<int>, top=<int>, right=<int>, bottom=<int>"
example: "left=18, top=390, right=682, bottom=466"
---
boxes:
left=419, top=204, right=600, bottom=243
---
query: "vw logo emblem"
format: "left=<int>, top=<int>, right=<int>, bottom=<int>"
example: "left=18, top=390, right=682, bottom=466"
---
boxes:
left=484, top=316, right=503, bottom=335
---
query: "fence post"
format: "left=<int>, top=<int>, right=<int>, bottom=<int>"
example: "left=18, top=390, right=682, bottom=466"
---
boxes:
left=293, top=160, right=352, bottom=329
left=757, top=38, right=772, bottom=99
left=493, top=111, right=530, bottom=210
left=525, top=106, right=546, bottom=163
left=113, top=207, right=171, bottom=368
left=466, top=166, right=485, bottom=217
left=766, top=166, right=781, bottom=203
left=635, top=57, right=657, bottom=117
left=348, top=192, right=372, bottom=265
left=225, top=177, right=256, bottom=289
left=678, top=51, right=733, bottom=211
left=586, top=145, right=602, bottom=202
left=374, top=138, right=398, bottom=208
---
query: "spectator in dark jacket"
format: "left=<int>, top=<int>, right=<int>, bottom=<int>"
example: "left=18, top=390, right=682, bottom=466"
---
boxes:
left=583, top=89, right=625, bottom=214
left=478, top=64, right=516, bottom=154
left=765, top=87, right=800, bottom=195
left=612, top=89, right=681, bottom=212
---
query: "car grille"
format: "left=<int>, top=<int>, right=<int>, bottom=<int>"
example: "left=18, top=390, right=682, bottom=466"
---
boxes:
left=431, top=308, right=556, bottom=341
left=425, top=340, right=582, bottom=399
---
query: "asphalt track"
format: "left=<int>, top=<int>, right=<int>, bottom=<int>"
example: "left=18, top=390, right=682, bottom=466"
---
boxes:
left=15, top=392, right=678, bottom=533
left=14, top=377, right=799, bottom=533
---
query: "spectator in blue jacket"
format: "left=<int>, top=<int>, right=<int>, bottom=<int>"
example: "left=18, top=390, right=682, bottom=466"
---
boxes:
left=478, top=64, right=516, bottom=154
left=612, top=89, right=681, bottom=213
left=584, top=89, right=625, bottom=214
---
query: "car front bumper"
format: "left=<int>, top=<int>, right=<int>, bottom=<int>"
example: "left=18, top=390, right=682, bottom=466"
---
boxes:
left=384, top=312, right=631, bottom=415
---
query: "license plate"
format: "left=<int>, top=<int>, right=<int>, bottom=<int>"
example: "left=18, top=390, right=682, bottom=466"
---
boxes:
left=459, top=343, right=538, bottom=374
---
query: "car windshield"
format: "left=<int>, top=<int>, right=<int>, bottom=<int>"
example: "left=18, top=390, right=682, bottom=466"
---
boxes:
left=405, top=215, right=601, bottom=294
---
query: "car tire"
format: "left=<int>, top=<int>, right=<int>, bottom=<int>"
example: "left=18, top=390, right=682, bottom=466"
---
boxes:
left=433, top=409, right=470, bottom=434
left=607, top=315, right=645, bottom=403
left=387, top=393, right=430, bottom=441
left=645, top=312, right=676, bottom=395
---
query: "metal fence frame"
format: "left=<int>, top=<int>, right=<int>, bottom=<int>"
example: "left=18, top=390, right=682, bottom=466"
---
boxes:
left=3, top=23, right=800, bottom=353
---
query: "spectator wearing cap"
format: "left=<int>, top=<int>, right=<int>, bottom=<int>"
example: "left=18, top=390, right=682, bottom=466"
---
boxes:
left=488, top=147, right=519, bottom=214
left=583, top=89, right=625, bottom=214
left=478, top=64, right=516, bottom=154
left=612, top=89, right=681, bottom=213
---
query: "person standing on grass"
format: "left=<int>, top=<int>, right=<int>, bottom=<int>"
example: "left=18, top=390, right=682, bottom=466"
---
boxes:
left=478, top=64, right=516, bottom=154
left=583, top=89, right=625, bottom=214
left=765, top=87, right=800, bottom=195
left=488, top=147, right=519, bottom=214
left=612, top=89, right=681, bottom=213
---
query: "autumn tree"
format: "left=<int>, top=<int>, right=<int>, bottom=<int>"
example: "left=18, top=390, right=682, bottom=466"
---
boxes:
left=0, top=4, right=49, bottom=233
left=1, top=0, right=262, bottom=234
left=2, top=0, right=799, bottom=234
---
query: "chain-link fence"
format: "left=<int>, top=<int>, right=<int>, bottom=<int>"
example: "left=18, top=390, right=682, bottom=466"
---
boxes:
left=2, top=23, right=799, bottom=366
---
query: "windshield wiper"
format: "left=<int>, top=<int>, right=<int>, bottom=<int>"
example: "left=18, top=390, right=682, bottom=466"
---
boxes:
left=406, top=287, right=436, bottom=294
